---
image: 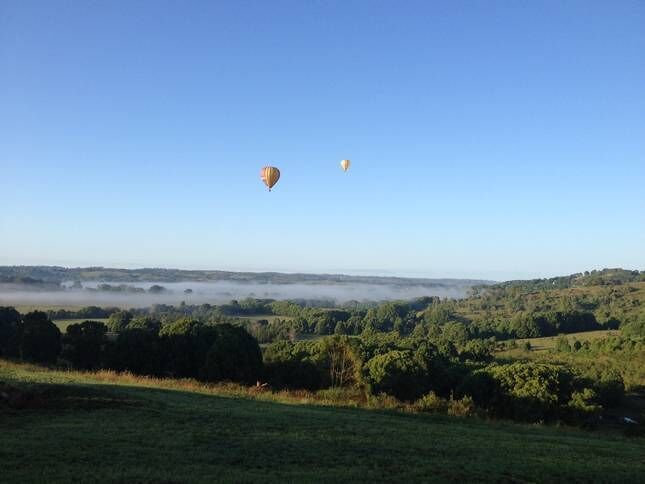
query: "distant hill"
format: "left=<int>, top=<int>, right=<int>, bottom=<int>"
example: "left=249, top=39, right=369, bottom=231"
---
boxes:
left=481, top=268, right=644, bottom=292
left=0, top=265, right=493, bottom=289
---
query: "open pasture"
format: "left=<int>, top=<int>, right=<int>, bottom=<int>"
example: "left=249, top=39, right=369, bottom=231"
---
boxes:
left=1, top=360, right=643, bottom=483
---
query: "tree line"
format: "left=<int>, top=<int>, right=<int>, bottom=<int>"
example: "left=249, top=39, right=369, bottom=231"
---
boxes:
left=44, top=294, right=634, bottom=348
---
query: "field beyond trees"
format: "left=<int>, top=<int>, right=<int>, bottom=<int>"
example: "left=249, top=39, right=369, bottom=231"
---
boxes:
left=1, top=360, right=643, bottom=483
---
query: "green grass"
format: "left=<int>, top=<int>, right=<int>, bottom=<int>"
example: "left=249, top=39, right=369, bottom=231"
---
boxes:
left=1, top=361, right=643, bottom=483
left=503, top=330, right=621, bottom=352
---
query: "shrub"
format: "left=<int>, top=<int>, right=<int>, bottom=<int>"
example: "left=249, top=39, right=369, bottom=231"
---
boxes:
left=315, top=387, right=363, bottom=405
left=366, top=392, right=403, bottom=410
left=447, top=395, right=476, bottom=417
left=567, top=388, right=602, bottom=425
left=594, top=369, right=625, bottom=407
left=554, top=336, right=571, bottom=353
left=415, top=392, right=448, bottom=413
left=364, top=350, right=426, bottom=401
left=484, top=362, right=575, bottom=422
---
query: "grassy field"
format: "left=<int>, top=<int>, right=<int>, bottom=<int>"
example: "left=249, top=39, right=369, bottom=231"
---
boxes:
left=1, top=361, right=643, bottom=483
left=502, top=329, right=621, bottom=352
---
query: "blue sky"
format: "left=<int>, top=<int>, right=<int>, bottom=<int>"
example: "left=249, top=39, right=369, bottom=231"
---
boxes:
left=1, top=0, right=643, bottom=280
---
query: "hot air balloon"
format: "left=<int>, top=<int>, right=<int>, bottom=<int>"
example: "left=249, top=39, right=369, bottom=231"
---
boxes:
left=340, top=159, right=351, bottom=172
left=260, top=166, right=280, bottom=191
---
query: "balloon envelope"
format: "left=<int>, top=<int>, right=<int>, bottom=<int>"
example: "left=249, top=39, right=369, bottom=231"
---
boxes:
left=340, top=159, right=351, bottom=172
left=260, top=166, right=280, bottom=191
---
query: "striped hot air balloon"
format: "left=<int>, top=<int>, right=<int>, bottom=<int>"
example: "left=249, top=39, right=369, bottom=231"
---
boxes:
left=260, top=166, right=280, bottom=191
left=340, top=159, right=351, bottom=172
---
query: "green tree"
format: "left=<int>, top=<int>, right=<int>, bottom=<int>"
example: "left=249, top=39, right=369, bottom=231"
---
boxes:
left=104, top=328, right=163, bottom=376
left=485, top=362, right=575, bottom=422
left=364, top=350, right=426, bottom=401
left=200, top=324, right=263, bottom=384
left=567, top=388, right=602, bottom=424
left=160, top=318, right=218, bottom=378
left=263, top=340, right=321, bottom=390
left=62, top=320, right=107, bottom=369
left=594, top=369, right=624, bottom=407
left=0, top=306, right=21, bottom=357
left=423, top=304, right=452, bottom=325
left=442, top=322, right=468, bottom=346
left=460, top=339, right=493, bottom=362
left=106, top=310, right=133, bottom=332
left=20, top=311, right=61, bottom=364
left=315, top=336, right=362, bottom=388
left=127, top=316, right=161, bottom=333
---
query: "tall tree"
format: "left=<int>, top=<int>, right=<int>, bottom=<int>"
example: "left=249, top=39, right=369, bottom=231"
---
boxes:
left=20, top=311, right=61, bottom=364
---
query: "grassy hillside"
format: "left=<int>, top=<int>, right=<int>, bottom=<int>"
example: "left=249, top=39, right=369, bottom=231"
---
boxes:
left=491, top=282, right=643, bottom=320
left=498, top=335, right=645, bottom=392
left=449, top=281, right=645, bottom=330
left=502, top=330, right=621, bottom=352
left=488, top=268, right=644, bottom=291
left=1, top=361, right=643, bottom=483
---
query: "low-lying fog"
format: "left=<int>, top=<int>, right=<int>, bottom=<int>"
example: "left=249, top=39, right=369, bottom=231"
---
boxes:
left=0, top=281, right=472, bottom=308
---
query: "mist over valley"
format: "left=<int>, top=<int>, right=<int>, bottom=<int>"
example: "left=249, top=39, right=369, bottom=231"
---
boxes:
left=0, top=266, right=493, bottom=307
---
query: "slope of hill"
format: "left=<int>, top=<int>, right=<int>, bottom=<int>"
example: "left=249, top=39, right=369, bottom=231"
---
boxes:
left=484, top=268, right=644, bottom=291
left=446, top=280, right=645, bottom=331
left=1, top=361, right=643, bottom=483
